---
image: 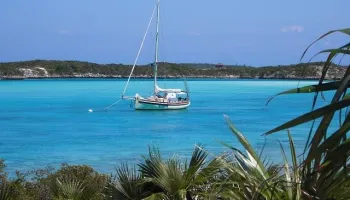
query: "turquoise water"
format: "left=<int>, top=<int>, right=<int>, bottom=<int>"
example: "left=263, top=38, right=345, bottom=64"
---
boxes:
left=0, top=79, right=337, bottom=174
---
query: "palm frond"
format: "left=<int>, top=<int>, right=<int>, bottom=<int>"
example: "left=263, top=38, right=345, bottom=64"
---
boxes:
left=265, top=98, right=350, bottom=135
left=266, top=81, right=350, bottom=106
left=142, top=192, right=169, bottom=200
left=49, top=176, right=101, bottom=200
left=279, top=140, right=293, bottom=200
left=300, top=28, right=350, bottom=61
left=0, top=183, right=14, bottom=200
left=104, top=163, right=144, bottom=200
left=224, top=115, right=269, bottom=178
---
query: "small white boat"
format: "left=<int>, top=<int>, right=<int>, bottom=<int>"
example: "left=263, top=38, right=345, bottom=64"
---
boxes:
left=121, top=0, right=190, bottom=110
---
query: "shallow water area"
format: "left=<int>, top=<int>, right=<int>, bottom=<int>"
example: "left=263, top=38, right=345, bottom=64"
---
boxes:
left=0, top=79, right=337, bottom=175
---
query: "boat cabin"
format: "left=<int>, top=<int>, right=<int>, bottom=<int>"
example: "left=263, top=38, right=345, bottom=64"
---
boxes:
left=155, top=91, right=188, bottom=102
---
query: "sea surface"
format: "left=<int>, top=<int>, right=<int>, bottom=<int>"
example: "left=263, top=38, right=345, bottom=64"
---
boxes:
left=0, top=79, right=339, bottom=175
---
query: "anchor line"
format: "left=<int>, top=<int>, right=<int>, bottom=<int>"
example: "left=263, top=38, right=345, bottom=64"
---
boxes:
left=104, top=99, right=122, bottom=110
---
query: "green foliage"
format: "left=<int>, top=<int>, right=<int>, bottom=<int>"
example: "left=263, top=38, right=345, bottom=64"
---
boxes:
left=0, top=163, right=107, bottom=200
left=0, top=160, right=7, bottom=181
left=216, top=118, right=291, bottom=200
left=46, top=164, right=107, bottom=200
left=49, top=177, right=101, bottom=200
left=0, top=160, right=15, bottom=200
left=0, top=60, right=346, bottom=79
left=104, top=164, right=145, bottom=200
left=0, top=183, right=14, bottom=200
left=105, top=146, right=222, bottom=200
left=265, top=28, right=350, bottom=199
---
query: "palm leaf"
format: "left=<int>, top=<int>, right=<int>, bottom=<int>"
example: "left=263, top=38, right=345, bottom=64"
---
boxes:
left=219, top=141, right=247, bottom=159
left=105, top=164, right=144, bottom=200
left=223, top=115, right=290, bottom=199
left=139, top=147, right=164, bottom=179
left=143, top=192, right=169, bottom=200
left=300, top=28, right=350, bottom=61
left=316, top=50, right=337, bottom=87
left=224, top=115, right=269, bottom=178
left=185, top=145, right=208, bottom=185
left=49, top=176, right=101, bottom=200
left=317, top=138, right=350, bottom=173
left=173, top=189, right=187, bottom=200
left=266, top=81, right=349, bottom=105
left=312, top=48, right=350, bottom=59
left=279, top=141, right=293, bottom=200
left=0, top=183, right=14, bottom=200
left=50, top=178, right=85, bottom=200
left=265, top=98, right=350, bottom=135
left=313, top=139, right=350, bottom=198
left=287, top=130, right=301, bottom=200
left=139, top=146, right=215, bottom=199
left=194, top=158, right=222, bottom=185
left=343, top=93, right=350, bottom=99
left=188, top=145, right=207, bottom=169
left=305, top=70, right=350, bottom=180
left=306, top=115, right=350, bottom=165
left=324, top=168, right=350, bottom=199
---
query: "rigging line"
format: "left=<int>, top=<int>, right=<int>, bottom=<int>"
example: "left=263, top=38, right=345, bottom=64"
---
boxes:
left=88, top=4, right=157, bottom=113
left=88, top=99, right=123, bottom=113
left=121, top=5, right=157, bottom=98
left=104, top=99, right=122, bottom=110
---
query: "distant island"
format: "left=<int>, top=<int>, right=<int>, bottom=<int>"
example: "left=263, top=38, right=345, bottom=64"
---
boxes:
left=0, top=60, right=346, bottom=80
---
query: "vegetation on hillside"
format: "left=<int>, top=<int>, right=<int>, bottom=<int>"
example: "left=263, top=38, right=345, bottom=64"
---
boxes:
left=0, top=28, right=349, bottom=199
left=0, top=60, right=346, bottom=79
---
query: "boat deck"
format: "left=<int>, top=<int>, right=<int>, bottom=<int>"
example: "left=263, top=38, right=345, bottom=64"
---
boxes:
left=139, top=98, right=190, bottom=106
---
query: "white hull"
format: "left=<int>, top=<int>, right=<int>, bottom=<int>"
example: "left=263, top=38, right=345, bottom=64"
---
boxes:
left=134, top=99, right=190, bottom=110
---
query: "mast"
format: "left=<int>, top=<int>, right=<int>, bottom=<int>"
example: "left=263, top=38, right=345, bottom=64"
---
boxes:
left=154, top=0, right=160, bottom=94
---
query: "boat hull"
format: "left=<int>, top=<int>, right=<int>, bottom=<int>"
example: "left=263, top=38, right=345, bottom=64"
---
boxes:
left=134, top=99, right=190, bottom=110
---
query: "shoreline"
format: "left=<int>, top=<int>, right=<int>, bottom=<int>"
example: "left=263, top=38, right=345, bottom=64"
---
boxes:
left=0, top=76, right=336, bottom=81
left=0, top=60, right=346, bottom=81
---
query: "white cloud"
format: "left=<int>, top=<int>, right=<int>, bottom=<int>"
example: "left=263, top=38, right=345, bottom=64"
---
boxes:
left=281, top=25, right=304, bottom=33
left=58, top=29, right=70, bottom=35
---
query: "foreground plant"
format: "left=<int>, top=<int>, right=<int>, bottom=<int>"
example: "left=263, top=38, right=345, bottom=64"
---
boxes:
left=49, top=176, right=102, bottom=200
left=213, top=116, right=301, bottom=200
left=48, top=164, right=106, bottom=200
left=104, top=164, right=145, bottom=200
left=106, top=146, right=222, bottom=200
left=0, top=183, right=14, bottom=200
left=265, top=28, right=350, bottom=199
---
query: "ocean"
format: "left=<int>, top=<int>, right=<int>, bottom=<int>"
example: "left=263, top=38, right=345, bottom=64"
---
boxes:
left=0, top=79, right=338, bottom=175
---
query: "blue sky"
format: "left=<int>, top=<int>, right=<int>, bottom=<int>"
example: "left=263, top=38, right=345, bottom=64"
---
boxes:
left=0, top=0, right=349, bottom=66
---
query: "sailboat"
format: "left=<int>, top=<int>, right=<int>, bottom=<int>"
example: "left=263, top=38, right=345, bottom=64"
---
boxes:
left=121, top=0, right=191, bottom=110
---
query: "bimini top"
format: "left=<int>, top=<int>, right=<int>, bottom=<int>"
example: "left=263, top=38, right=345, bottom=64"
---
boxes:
left=155, top=85, right=182, bottom=93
